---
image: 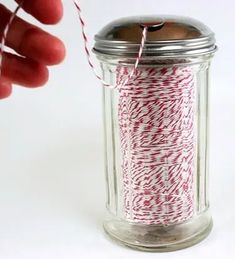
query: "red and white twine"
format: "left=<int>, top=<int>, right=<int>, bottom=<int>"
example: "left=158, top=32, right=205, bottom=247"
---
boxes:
left=1, top=1, right=196, bottom=226
left=74, top=0, right=147, bottom=88
left=117, top=66, right=196, bottom=225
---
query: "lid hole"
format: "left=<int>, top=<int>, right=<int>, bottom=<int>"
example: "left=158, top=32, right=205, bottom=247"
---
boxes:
left=140, top=22, right=165, bottom=32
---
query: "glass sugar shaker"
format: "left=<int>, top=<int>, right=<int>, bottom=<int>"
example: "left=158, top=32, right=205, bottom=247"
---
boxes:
left=93, top=16, right=217, bottom=251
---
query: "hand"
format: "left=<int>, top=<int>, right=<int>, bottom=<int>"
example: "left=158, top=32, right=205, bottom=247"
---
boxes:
left=0, top=0, right=65, bottom=99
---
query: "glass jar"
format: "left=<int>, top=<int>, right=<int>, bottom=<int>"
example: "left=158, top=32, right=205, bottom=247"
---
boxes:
left=93, top=16, right=217, bottom=251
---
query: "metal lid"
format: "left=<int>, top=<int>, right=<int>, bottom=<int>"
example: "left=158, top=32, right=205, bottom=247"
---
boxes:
left=93, top=16, right=216, bottom=57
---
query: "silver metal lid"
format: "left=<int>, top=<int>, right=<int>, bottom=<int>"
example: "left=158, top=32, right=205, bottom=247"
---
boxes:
left=93, top=16, right=217, bottom=57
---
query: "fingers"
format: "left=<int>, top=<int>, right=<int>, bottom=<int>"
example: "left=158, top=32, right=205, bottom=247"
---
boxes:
left=0, top=78, right=12, bottom=99
left=0, top=4, right=65, bottom=66
left=15, top=27, right=65, bottom=66
left=1, top=52, right=49, bottom=87
left=0, top=2, right=65, bottom=99
left=15, top=0, right=63, bottom=24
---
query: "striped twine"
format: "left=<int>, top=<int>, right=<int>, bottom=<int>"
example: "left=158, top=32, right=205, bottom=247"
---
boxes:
left=73, top=0, right=147, bottom=88
left=117, top=66, right=196, bottom=225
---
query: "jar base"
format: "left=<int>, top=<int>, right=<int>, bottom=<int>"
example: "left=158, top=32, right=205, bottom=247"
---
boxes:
left=103, top=212, right=212, bottom=252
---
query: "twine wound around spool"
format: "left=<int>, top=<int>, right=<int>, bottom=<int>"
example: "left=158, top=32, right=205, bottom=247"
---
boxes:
left=117, top=65, right=196, bottom=225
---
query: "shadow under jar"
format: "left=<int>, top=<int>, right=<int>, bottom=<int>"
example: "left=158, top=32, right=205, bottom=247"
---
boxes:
left=93, top=16, right=217, bottom=252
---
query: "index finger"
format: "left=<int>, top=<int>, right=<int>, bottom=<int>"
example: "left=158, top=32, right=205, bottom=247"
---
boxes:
left=15, top=0, right=63, bottom=24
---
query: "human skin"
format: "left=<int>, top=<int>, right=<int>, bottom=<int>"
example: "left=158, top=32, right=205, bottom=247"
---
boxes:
left=0, top=0, right=65, bottom=99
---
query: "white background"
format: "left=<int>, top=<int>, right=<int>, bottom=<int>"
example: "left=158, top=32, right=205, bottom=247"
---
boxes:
left=0, top=0, right=234, bottom=258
